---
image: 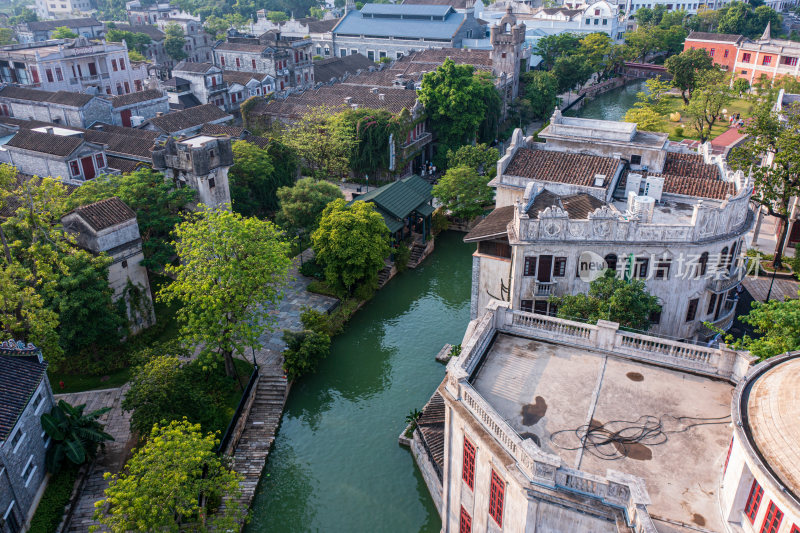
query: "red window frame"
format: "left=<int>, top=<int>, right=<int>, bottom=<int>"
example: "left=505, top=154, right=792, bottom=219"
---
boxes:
left=120, top=58, right=126, bottom=70
left=742, top=53, right=752, bottom=63
left=30, top=67, right=39, bottom=84
left=462, top=438, right=475, bottom=490
left=724, top=437, right=733, bottom=473
left=94, top=153, right=105, bottom=169
left=790, top=525, right=800, bottom=533
left=69, top=160, right=80, bottom=177
left=724, top=49, right=729, bottom=58
left=523, top=256, right=536, bottom=277
left=221, top=55, right=225, bottom=66
left=489, top=470, right=504, bottom=527
left=763, top=56, right=772, bottom=66
left=252, top=59, right=256, bottom=68
left=459, top=506, right=472, bottom=533
left=236, top=57, right=241, bottom=67
left=710, top=48, right=715, bottom=57
left=46, top=68, right=54, bottom=82
left=745, top=480, right=764, bottom=523
left=760, top=501, right=783, bottom=533
left=124, top=81, right=130, bottom=93
left=111, top=59, right=118, bottom=71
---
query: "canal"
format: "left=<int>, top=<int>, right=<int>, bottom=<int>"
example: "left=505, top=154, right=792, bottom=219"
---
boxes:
left=566, top=79, right=648, bottom=121
left=247, top=231, right=474, bottom=532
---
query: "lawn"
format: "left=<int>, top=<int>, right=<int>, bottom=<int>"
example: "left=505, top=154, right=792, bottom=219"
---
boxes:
left=660, top=94, right=753, bottom=142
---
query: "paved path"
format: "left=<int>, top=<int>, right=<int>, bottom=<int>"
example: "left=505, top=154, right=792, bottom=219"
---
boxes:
left=55, top=386, right=132, bottom=533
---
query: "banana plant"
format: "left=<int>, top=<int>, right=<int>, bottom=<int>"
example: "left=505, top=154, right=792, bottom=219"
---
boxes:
left=40, top=400, right=114, bottom=474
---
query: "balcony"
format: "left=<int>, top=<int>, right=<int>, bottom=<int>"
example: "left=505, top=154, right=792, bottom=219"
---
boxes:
left=697, top=299, right=737, bottom=338
left=401, top=132, right=432, bottom=155
left=534, top=281, right=557, bottom=297
left=706, top=260, right=747, bottom=294
left=207, top=82, right=228, bottom=93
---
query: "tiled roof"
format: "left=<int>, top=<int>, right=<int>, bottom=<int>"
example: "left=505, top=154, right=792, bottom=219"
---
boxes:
left=662, top=152, right=720, bottom=180
left=314, top=53, right=375, bottom=83
left=0, top=86, right=95, bottom=107
left=70, top=197, right=136, bottom=231
left=222, top=70, right=265, bottom=86
left=686, top=31, right=743, bottom=43
left=111, top=23, right=165, bottom=40
left=24, top=17, right=101, bottom=31
left=83, top=129, right=157, bottom=159
left=243, top=134, right=270, bottom=149
left=173, top=61, right=216, bottom=73
left=144, top=104, right=231, bottom=133
left=200, top=123, right=245, bottom=137
left=333, top=5, right=465, bottom=40
left=5, top=129, right=85, bottom=156
left=258, top=85, right=418, bottom=118
left=215, top=41, right=267, bottom=53
left=505, top=148, right=621, bottom=189
left=464, top=205, right=514, bottom=242
left=297, top=17, right=340, bottom=33
left=110, top=88, right=166, bottom=108
left=0, top=351, right=47, bottom=441
left=361, top=3, right=453, bottom=16
left=106, top=155, right=146, bottom=173
left=416, top=392, right=445, bottom=474
left=620, top=168, right=734, bottom=201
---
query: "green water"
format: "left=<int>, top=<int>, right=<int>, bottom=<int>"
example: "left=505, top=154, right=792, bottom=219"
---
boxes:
left=247, top=231, right=474, bottom=533
left=566, top=79, right=649, bottom=121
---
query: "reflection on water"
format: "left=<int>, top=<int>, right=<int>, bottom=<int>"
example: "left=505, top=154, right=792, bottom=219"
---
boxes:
left=247, top=231, right=473, bottom=532
left=566, top=79, right=649, bottom=122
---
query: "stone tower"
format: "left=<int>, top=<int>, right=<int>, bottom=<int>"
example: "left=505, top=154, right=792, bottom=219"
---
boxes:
left=151, top=134, right=233, bottom=209
left=490, top=5, right=526, bottom=99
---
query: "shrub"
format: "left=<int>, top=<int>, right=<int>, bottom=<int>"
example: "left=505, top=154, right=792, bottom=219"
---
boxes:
left=792, top=246, right=800, bottom=281
left=353, top=280, right=376, bottom=301
left=300, top=307, right=334, bottom=336
left=299, top=257, right=325, bottom=280
left=27, top=465, right=79, bottom=533
left=394, top=242, right=411, bottom=273
left=450, top=344, right=462, bottom=357
left=282, top=329, right=331, bottom=381
left=674, top=126, right=684, bottom=137
left=432, top=208, right=450, bottom=235
left=307, top=280, right=341, bottom=298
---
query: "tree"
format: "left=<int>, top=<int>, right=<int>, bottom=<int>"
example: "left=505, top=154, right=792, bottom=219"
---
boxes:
left=623, top=27, right=660, bottom=61
left=282, top=329, right=330, bottom=381
left=684, top=71, right=732, bottom=143
left=623, top=77, right=671, bottom=131
left=635, top=4, right=667, bottom=26
left=624, top=105, right=667, bottom=132
left=41, top=400, right=113, bottom=474
left=433, top=166, right=493, bottom=220
left=418, top=59, right=501, bottom=166
left=534, top=33, right=582, bottom=70
left=285, top=105, right=357, bottom=180
left=51, top=26, right=78, bottom=39
left=553, top=54, right=592, bottom=94
left=105, top=29, right=152, bottom=55
left=229, top=140, right=292, bottom=216
left=164, top=23, right=188, bottom=62
left=549, top=270, right=661, bottom=331
left=729, top=101, right=800, bottom=268
left=94, top=420, right=245, bottom=532
left=0, top=28, right=15, bottom=45
left=665, top=48, right=715, bottom=103
left=520, top=71, right=559, bottom=120
left=276, top=177, right=344, bottom=238
left=749, top=5, right=782, bottom=37
left=733, top=77, right=750, bottom=96
left=718, top=1, right=750, bottom=34
left=579, top=33, right=614, bottom=76
left=446, top=143, right=499, bottom=177
left=311, top=199, right=390, bottom=294
left=728, top=295, right=800, bottom=359
left=267, top=10, right=289, bottom=22
left=203, top=15, right=230, bottom=39
left=67, top=169, right=196, bottom=271
left=159, top=207, right=292, bottom=378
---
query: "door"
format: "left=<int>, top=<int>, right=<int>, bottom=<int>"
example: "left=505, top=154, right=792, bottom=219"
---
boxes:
left=80, top=156, right=95, bottom=180
left=88, top=62, right=97, bottom=76
left=120, top=108, right=132, bottom=127
left=537, top=255, right=552, bottom=282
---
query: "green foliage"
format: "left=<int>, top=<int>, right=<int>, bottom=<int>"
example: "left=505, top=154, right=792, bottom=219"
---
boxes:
left=276, top=177, right=344, bottom=237
left=52, top=26, right=78, bottom=39
left=42, top=400, right=113, bottom=474
left=281, top=329, right=331, bottom=381
left=285, top=105, right=357, bottom=180
left=624, top=105, right=667, bottom=132
left=299, top=256, right=325, bottom=280
left=123, top=355, right=249, bottom=437
left=93, top=420, right=245, bottom=532
left=520, top=70, right=559, bottom=120
left=267, top=10, right=288, bottom=21
left=450, top=343, right=462, bottom=357
left=394, top=241, right=411, bottom=273
left=665, top=48, right=715, bottom=103
left=728, top=295, right=800, bottom=359
left=105, top=29, right=152, bottom=54
left=684, top=70, right=732, bottom=143
left=164, top=23, right=188, bottom=61
left=418, top=59, right=501, bottom=166
left=300, top=306, right=335, bottom=336
left=549, top=270, right=661, bottom=331
left=791, top=247, right=800, bottom=281
left=432, top=208, right=450, bottom=235
left=27, top=465, right=78, bottom=533
left=0, top=28, right=15, bottom=46
left=203, top=13, right=249, bottom=39
left=68, top=168, right=195, bottom=271
left=553, top=54, right=592, bottom=94
left=733, top=77, right=750, bottom=96
left=159, top=207, right=292, bottom=378
left=716, top=1, right=781, bottom=38
left=535, top=33, right=582, bottom=70
left=311, top=199, right=390, bottom=294
left=623, top=77, right=672, bottom=132
left=446, top=143, right=499, bottom=176
left=229, top=140, right=292, bottom=216
left=432, top=165, right=493, bottom=220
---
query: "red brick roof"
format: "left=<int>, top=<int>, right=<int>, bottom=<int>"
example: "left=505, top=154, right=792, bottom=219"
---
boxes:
left=505, top=148, right=621, bottom=188
left=662, top=152, right=720, bottom=180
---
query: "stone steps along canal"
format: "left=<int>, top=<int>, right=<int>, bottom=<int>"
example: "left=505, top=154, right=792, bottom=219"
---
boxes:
left=246, top=230, right=474, bottom=532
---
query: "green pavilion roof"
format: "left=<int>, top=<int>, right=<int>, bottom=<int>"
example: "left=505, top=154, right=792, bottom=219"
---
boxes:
left=351, top=175, right=433, bottom=232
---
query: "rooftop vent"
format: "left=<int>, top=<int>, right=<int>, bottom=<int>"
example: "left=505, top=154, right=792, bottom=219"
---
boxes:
left=593, top=174, right=605, bottom=187
left=378, top=93, right=385, bottom=100
left=45, top=127, right=54, bottom=135
left=344, top=96, right=352, bottom=104
left=370, top=87, right=378, bottom=94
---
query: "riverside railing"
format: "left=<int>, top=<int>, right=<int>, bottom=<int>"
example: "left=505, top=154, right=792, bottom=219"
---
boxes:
left=217, top=365, right=259, bottom=455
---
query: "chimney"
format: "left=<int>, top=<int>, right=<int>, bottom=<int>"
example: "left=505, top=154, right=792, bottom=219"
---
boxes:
left=378, top=93, right=385, bottom=100
left=46, top=127, right=54, bottom=134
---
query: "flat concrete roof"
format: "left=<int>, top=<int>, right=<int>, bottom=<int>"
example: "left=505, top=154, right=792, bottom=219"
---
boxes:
left=610, top=199, right=696, bottom=225
left=471, top=334, right=733, bottom=532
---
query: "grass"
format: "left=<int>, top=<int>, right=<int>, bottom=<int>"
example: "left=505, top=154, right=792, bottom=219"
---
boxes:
left=660, top=94, right=753, bottom=142
left=27, top=465, right=79, bottom=533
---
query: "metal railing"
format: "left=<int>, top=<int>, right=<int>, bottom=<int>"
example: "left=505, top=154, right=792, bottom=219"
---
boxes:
left=216, top=365, right=259, bottom=455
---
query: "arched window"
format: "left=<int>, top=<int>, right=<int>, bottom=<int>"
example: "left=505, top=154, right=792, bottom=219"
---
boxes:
left=604, top=253, right=617, bottom=272
left=719, top=247, right=729, bottom=270
left=698, top=252, right=709, bottom=278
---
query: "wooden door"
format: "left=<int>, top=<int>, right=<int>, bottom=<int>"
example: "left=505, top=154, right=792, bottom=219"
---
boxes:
left=80, top=156, right=95, bottom=180
left=537, top=255, right=552, bottom=282
left=121, top=108, right=132, bottom=127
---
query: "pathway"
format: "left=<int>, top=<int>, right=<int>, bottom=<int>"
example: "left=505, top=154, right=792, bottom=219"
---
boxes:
left=56, top=386, right=133, bottom=533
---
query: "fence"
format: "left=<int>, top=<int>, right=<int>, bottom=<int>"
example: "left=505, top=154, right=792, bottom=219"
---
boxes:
left=217, top=365, right=259, bottom=455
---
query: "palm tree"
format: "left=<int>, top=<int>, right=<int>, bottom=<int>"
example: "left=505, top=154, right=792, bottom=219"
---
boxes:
left=41, top=400, right=114, bottom=474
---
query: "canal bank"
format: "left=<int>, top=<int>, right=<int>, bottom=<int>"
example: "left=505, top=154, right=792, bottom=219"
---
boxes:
left=246, top=230, right=474, bottom=532
left=566, top=78, right=648, bottom=121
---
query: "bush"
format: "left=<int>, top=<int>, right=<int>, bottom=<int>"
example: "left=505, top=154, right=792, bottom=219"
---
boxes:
left=432, top=208, right=450, bottom=235
left=301, top=307, right=334, bottom=336
left=450, top=344, right=462, bottom=357
left=792, top=246, right=800, bottom=281
left=27, top=465, right=79, bottom=533
left=394, top=242, right=411, bottom=273
left=282, top=329, right=331, bottom=381
left=674, top=126, right=684, bottom=137
left=299, top=257, right=325, bottom=280
left=353, top=280, right=376, bottom=301
left=307, top=280, right=341, bottom=298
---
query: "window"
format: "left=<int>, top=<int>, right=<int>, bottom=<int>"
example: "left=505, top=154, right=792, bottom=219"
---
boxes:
left=649, top=309, right=661, bottom=324
left=763, top=56, right=772, bottom=66
left=351, top=49, right=358, bottom=56
left=31, top=392, right=44, bottom=413
left=523, top=256, right=537, bottom=277
left=368, top=50, right=374, bottom=60
left=745, top=481, right=764, bottom=523
left=70, top=160, right=80, bottom=177
left=0, top=104, right=9, bottom=116
left=459, top=507, right=472, bottom=533
left=21, top=456, right=35, bottom=484
left=634, top=257, right=649, bottom=279
left=120, top=59, right=126, bottom=70
left=785, top=57, right=798, bottom=66
left=397, top=52, right=403, bottom=59
left=594, top=18, right=599, bottom=24
left=9, top=430, right=23, bottom=452
left=553, top=257, right=567, bottom=277
left=790, top=525, right=800, bottom=533
left=724, top=49, right=729, bottom=58
left=604, top=254, right=617, bottom=272
left=30, top=67, right=39, bottom=84
left=94, top=153, right=104, bottom=169
left=630, top=154, right=642, bottom=165
left=55, top=67, right=63, bottom=81
left=252, top=59, right=257, bottom=69
left=520, top=299, right=533, bottom=312
left=742, top=53, right=751, bottom=63
left=124, top=81, right=130, bottom=93
left=209, top=177, right=216, bottom=189
left=488, top=470, right=504, bottom=527
left=236, top=57, right=241, bottom=67
left=462, top=438, right=475, bottom=489
left=46, top=68, right=53, bottom=82
left=707, top=293, right=718, bottom=315
left=221, top=55, right=225, bottom=66
left=686, top=298, right=699, bottom=322
left=602, top=18, right=607, bottom=24
left=760, top=501, right=783, bottom=533
left=655, top=260, right=671, bottom=280
left=111, top=58, right=118, bottom=71
left=595, top=7, right=601, bottom=13
left=697, top=252, right=709, bottom=277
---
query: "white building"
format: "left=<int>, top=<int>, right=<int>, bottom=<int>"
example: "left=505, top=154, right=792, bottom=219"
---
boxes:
left=34, top=0, right=96, bottom=20
left=465, top=110, right=754, bottom=341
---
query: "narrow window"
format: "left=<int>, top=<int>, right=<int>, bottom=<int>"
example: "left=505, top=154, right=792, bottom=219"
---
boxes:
left=112, top=58, right=118, bottom=71
left=710, top=47, right=715, bottom=57
left=9, top=430, right=23, bottom=451
left=707, top=293, right=718, bottom=315
left=488, top=470, right=504, bottom=527
left=69, top=160, right=80, bottom=177
left=459, top=507, right=472, bottom=533
left=697, top=252, right=709, bottom=278
left=46, top=69, right=54, bottom=82
left=724, top=49, right=729, bottom=58
left=686, top=298, right=699, bottom=322
left=30, top=67, right=39, bottom=84
left=523, top=257, right=536, bottom=277
left=744, top=479, right=764, bottom=523
left=760, top=501, right=783, bottom=533
left=94, top=153, right=104, bottom=169
left=655, top=260, right=671, bottom=280
left=124, top=81, right=130, bottom=93
left=553, top=257, right=567, bottom=277
left=209, top=177, right=216, bottom=189
left=252, top=59, right=256, bottom=68
left=462, top=438, right=475, bottom=489
left=236, top=57, right=241, bottom=67
left=31, top=392, right=44, bottom=413
left=120, top=58, right=126, bottom=70
left=635, top=257, right=649, bottom=279
left=221, top=55, right=225, bottom=66
left=55, top=67, right=63, bottom=81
